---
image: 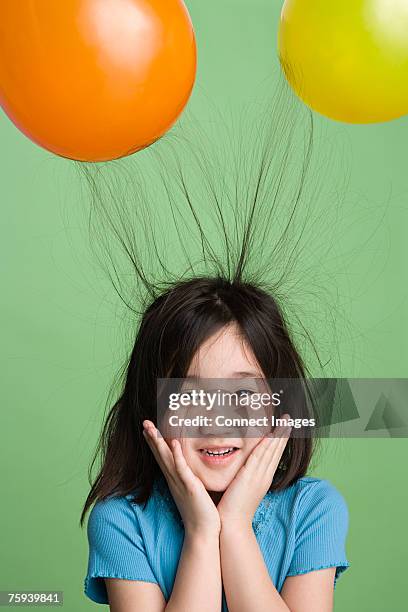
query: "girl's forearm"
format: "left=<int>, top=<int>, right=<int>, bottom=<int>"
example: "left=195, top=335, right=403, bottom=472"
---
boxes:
left=219, top=522, right=291, bottom=612
left=165, top=531, right=222, bottom=612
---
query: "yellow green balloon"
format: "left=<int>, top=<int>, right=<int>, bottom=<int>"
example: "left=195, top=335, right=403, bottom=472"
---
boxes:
left=278, top=0, right=408, bottom=123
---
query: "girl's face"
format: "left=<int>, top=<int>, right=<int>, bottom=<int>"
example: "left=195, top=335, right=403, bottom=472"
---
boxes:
left=166, top=323, right=269, bottom=493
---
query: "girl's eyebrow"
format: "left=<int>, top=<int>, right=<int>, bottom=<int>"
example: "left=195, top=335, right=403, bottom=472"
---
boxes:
left=183, top=372, right=262, bottom=379
left=228, top=371, right=261, bottom=378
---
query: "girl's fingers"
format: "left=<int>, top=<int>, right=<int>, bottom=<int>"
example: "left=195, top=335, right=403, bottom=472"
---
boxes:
left=143, top=421, right=173, bottom=459
left=171, top=439, right=198, bottom=489
left=262, top=424, right=292, bottom=474
left=268, top=414, right=291, bottom=437
left=143, top=427, right=198, bottom=495
left=245, top=416, right=292, bottom=473
left=142, top=430, right=171, bottom=477
left=266, top=414, right=292, bottom=446
left=143, top=423, right=176, bottom=480
left=264, top=420, right=292, bottom=458
left=243, top=436, right=272, bottom=474
left=245, top=426, right=285, bottom=466
left=143, top=421, right=196, bottom=490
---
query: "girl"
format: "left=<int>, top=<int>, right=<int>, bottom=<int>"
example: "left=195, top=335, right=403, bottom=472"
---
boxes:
left=80, top=83, right=350, bottom=610
left=81, top=278, right=349, bottom=612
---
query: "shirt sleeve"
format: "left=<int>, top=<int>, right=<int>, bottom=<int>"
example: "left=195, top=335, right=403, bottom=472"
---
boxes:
left=84, top=495, right=159, bottom=604
left=287, top=479, right=350, bottom=585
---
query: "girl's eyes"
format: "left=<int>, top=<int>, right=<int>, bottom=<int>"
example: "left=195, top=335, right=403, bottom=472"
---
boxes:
left=176, top=389, right=258, bottom=406
left=180, top=389, right=256, bottom=396
left=236, top=389, right=256, bottom=398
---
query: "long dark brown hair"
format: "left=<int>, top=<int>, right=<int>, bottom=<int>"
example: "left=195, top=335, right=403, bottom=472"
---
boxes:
left=78, top=79, right=338, bottom=527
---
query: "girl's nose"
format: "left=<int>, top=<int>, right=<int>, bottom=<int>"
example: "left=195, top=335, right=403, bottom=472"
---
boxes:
left=198, top=404, right=241, bottom=438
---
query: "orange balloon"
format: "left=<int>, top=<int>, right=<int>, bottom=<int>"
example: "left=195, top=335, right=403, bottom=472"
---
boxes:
left=0, top=0, right=196, bottom=161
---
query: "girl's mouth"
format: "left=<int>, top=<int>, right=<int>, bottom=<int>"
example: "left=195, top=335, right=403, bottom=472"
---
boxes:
left=198, top=446, right=239, bottom=465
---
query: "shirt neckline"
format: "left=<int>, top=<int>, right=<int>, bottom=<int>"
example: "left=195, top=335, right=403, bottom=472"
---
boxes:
left=152, top=475, right=279, bottom=536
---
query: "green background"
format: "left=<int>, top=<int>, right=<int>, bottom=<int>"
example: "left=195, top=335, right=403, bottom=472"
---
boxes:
left=1, top=1, right=407, bottom=610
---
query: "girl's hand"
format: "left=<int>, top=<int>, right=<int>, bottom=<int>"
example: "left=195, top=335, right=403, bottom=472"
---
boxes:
left=217, top=415, right=292, bottom=529
left=142, top=420, right=221, bottom=538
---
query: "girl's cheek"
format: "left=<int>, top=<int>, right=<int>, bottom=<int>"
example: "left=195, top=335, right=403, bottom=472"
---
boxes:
left=241, top=440, right=259, bottom=459
left=240, top=447, right=249, bottom=464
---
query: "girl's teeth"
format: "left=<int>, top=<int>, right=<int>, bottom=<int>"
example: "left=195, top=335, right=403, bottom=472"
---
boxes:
left=202, top=448, right=234, bottom=456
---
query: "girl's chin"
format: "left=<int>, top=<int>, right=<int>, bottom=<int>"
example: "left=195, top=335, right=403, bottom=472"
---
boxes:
left=198, top=474, right=234, bottom=492
left=190, top=461, right=242, bottom=491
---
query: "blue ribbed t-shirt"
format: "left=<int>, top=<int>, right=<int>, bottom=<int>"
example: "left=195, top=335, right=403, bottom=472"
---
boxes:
left=84, top=476, right=350, bottom=609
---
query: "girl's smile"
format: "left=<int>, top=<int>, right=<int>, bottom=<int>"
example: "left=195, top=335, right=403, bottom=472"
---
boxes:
left=197, top=445, right=241, bottom=465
